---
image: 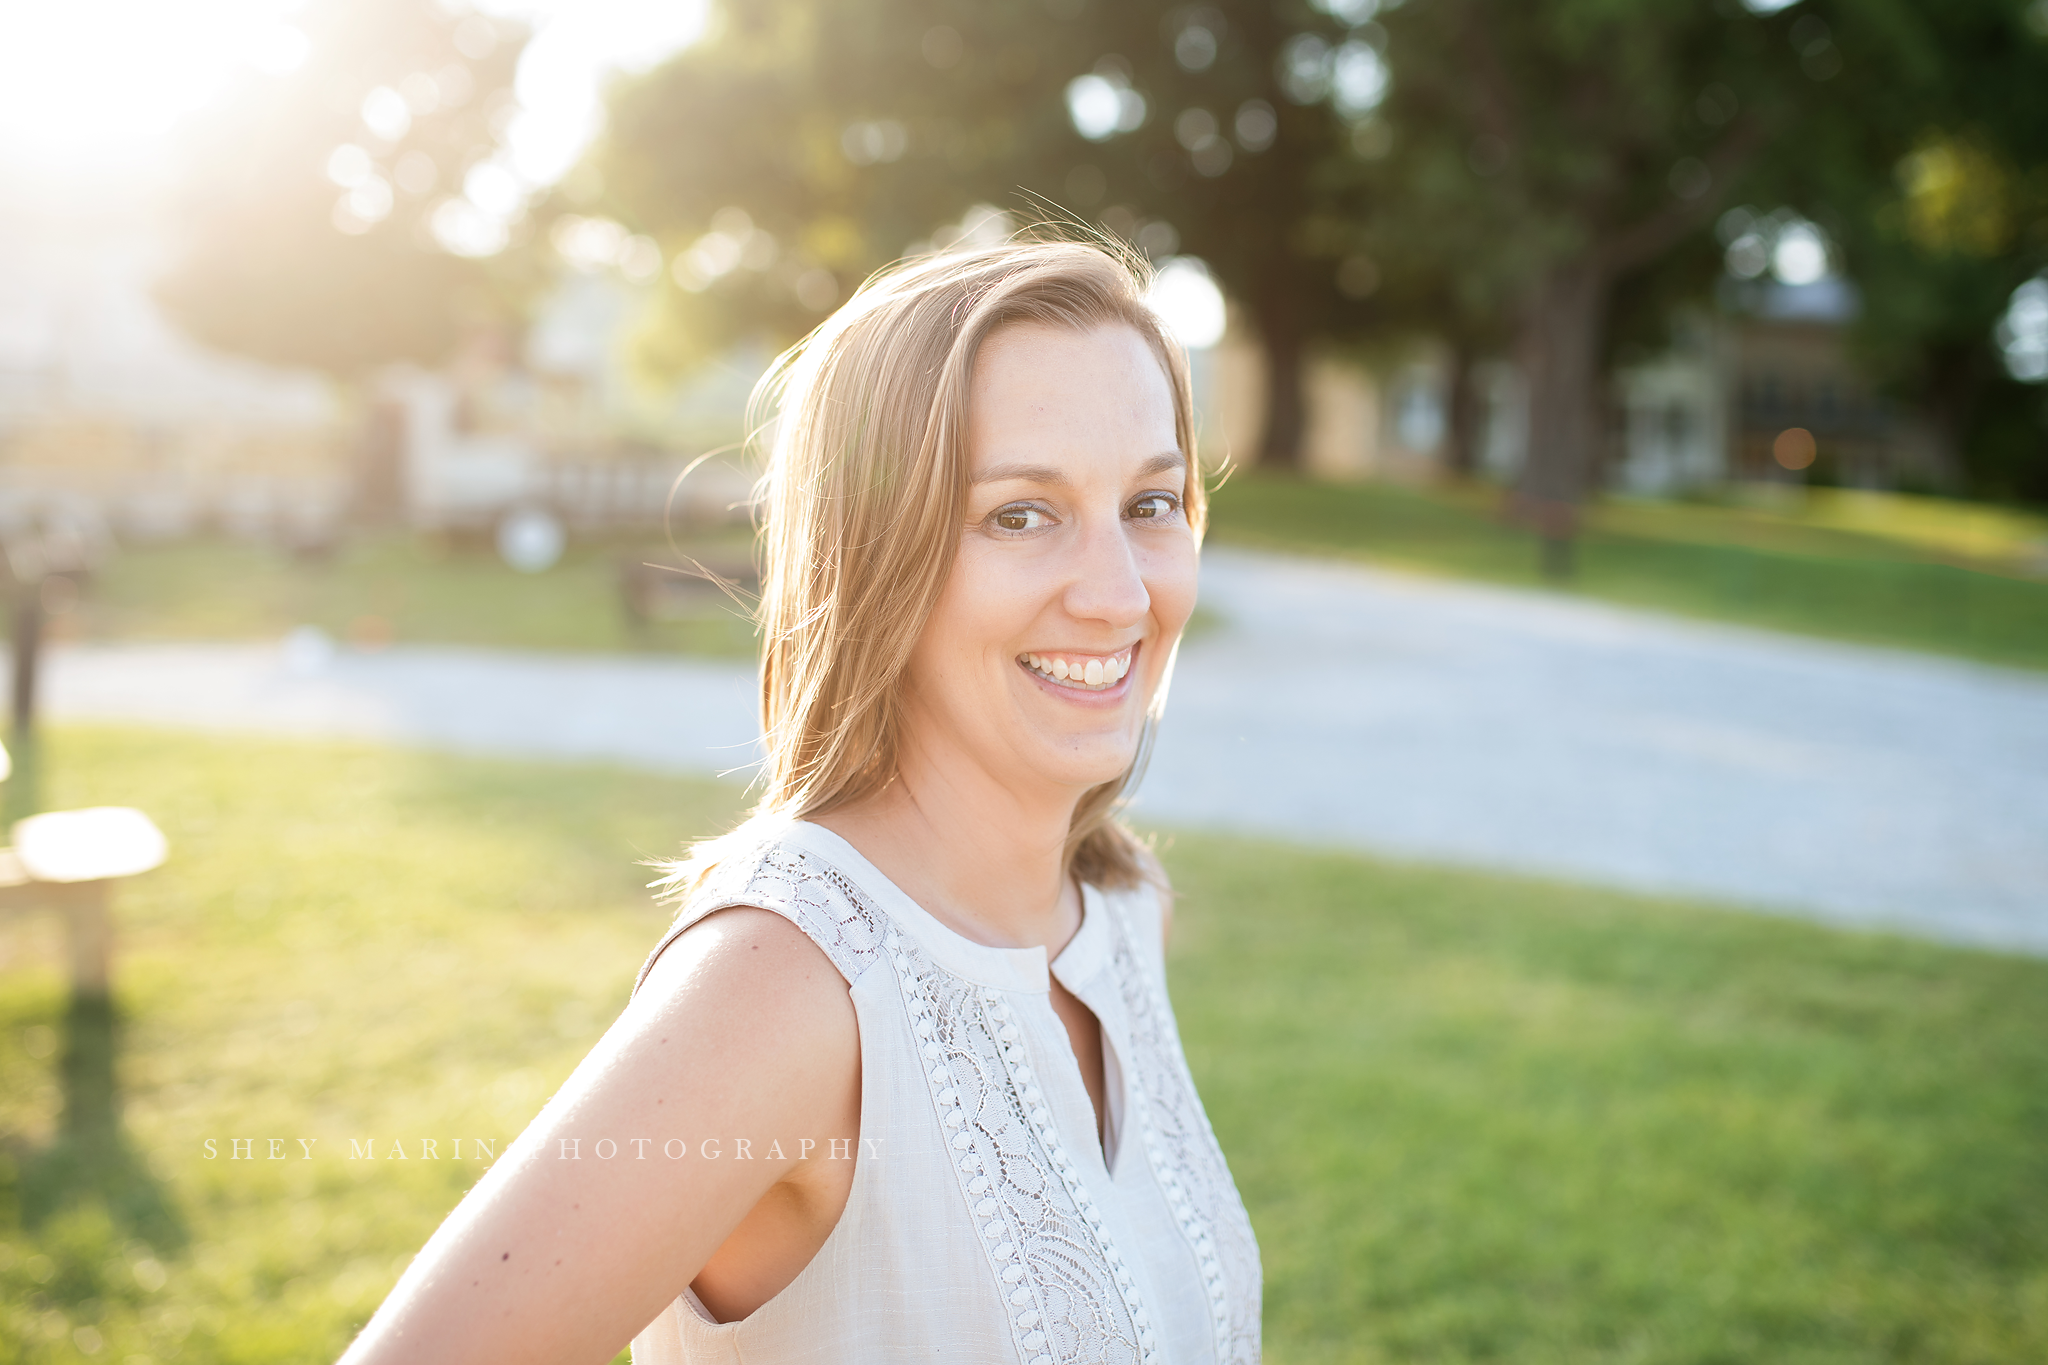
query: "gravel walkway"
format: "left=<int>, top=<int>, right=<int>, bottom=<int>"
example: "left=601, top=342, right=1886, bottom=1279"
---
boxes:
left=47, top=547, right=2048, bottom=953
left=1148, top=550, right=2048, bottom=953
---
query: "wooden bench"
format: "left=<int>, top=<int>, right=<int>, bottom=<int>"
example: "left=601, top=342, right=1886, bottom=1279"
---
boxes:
left=0, top=743, right=166, bottom=1000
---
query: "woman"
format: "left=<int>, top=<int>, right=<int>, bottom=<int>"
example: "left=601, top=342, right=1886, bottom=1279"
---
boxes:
left=341, top=239, right=1261, bottom=1363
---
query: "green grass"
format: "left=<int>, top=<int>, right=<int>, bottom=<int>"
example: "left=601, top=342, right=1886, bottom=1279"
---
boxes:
left=3, top=729, right=2045, bottom=1362
left=1167, top=835, right=2048, bottom=1363
left=74, top=532, right=759, bottom=658
left=1205, top=476, right=2048, bottom=671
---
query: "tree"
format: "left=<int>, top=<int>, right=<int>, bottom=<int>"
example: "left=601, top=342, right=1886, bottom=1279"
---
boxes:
left=1809, top=2, right=2048, bottom=503
left=1369, top=0, right=2048, bottom=544
left=1368, top=0, right=1833, bottom=571
left=587, top=0, right=1380, bottom=469
left=154, top=0, right=530, bottom=380
left=1035, top=3, right=1389, bottom=468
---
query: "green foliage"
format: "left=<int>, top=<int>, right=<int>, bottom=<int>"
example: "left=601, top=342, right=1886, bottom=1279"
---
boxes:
left=587, top=0, right=2048, bottom=491
left=154, top=0, right=532, bottom=379
left=4, top=728, right=2047, bottom=1361
left=592, top=0, right=1086, bottom=373
left=587, top=0, right=1368, bottom=460
left=1674, top=1, right=2048, bottom=500
left=1371, top=0, right=1788, bottom=278
left=1205, top=474, right=2048, bottom=670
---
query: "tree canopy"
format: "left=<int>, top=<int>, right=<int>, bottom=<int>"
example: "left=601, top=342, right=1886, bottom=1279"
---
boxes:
left=588, top=0, right=1377, bottom=467
left=155, top=0, right=530, bottom=381
left=159, top=0, right=2046, bottom=510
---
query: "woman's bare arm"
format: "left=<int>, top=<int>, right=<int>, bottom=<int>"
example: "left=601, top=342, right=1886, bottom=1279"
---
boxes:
left=339, top=907, right=860, bottom=1365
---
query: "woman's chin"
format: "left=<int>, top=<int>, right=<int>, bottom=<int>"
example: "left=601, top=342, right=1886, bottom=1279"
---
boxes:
left=1020, top=739, right=1143, bottom=795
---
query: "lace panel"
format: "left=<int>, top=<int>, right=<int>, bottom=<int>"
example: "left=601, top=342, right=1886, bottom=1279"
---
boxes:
left=711, top=842, right=1165, bottom=1364
left=1106, top=893, right=1263, bottom=1364
left=691, top=842, right=890, bottom=981
left=887, top=929, right=1164, bottom=1365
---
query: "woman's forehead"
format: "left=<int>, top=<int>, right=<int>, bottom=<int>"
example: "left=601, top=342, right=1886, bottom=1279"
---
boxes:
left=967, top=322, right=1177, bottom=468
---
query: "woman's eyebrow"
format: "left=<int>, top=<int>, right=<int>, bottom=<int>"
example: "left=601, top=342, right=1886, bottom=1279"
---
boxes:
left=1136, top=450, right=1188, bottom=480
left=972, top=461, right=1069, bottom=487
left=971, top=450, right=1187, bottom=487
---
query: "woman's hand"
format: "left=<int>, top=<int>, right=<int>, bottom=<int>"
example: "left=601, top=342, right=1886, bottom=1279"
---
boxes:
left=338, top=907, right=860, bottom=1365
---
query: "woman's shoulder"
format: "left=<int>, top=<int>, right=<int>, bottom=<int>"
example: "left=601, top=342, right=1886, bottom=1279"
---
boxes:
left=639, top=819, right=896, bottom=996
left=635, top=904, right=856, bottom=1035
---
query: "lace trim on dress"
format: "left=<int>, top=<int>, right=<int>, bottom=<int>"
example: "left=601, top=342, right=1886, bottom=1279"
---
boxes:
left=1105, top=892, right=1264, bottom=1365
left=709, top=840, right=1165, bottom=1365
left=697, top=843, right=892, bottom=981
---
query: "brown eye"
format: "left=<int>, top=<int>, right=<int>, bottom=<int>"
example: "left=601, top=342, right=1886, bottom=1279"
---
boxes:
left=1128, top=493, right=1178, bottom=520
left=991, top=504, right=1049, bottom=532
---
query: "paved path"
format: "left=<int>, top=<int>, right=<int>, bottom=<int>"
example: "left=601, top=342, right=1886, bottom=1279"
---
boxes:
left=46, top=548, right=2048, bottom=953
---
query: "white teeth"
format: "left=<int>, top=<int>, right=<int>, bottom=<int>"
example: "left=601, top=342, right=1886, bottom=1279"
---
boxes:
left=1022, top=650, right=1132, bottom=690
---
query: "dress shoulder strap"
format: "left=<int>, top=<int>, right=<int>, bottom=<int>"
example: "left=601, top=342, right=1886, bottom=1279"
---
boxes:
left=1112, top=877, right=1169, bottom=962
left=631, top=832, right=892, bottom=997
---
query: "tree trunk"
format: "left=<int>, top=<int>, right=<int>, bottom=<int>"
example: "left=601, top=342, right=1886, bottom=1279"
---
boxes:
left=1512, top=260, right=1608, bottom=579
left=1920, top=343, right=1985, bottom=494
left=354, top=394, right=407, bottom=525
left=1253, top=301, right=1308, bottom=472
left=1442, top=341, right=1478, bottom=477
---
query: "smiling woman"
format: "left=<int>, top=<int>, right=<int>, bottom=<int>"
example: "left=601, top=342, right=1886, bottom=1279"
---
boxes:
left=338, top=240, right=1260, bottom=1365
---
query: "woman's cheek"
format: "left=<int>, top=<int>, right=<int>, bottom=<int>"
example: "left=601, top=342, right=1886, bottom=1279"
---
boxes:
left=1144, top=538, right=1201, bottom=638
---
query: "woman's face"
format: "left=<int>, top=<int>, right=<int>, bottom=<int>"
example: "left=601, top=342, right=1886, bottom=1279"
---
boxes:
left=900, top=321, right=1198, bottom=801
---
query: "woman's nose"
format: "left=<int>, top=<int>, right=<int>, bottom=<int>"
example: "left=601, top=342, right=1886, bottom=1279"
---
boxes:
left=1063, top=509, right=1151, bottom=628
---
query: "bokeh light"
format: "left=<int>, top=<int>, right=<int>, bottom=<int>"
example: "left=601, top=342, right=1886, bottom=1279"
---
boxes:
left=1330, top=40, right=1389, bottom=117
left=1772, top=222, right=1830, bottom=286
left=1147, top=257, right=1227, bottom=350
left=1717, top=207, right=1835, bottom=285
left=1996, top=275, right=2048, bottom=382
left=1067, top=72, right=1149, bottom=142
left=1773, top=426, right=1818, bottom=470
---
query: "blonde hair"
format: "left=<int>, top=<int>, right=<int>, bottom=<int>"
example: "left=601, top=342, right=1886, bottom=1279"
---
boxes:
left=659, top=237, right=1205, bottom=900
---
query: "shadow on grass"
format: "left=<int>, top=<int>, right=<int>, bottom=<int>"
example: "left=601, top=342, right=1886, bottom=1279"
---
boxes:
left=12, top=994, right=185, bottom=1254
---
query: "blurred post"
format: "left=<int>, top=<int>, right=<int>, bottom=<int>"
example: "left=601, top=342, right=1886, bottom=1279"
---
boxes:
left=11, top=569, right=41, bottom=737
left=6, top=539, right=44, bottom=822
left=60, top=882, right=113, bottom=1002
left=1508, top=493, right=1581, bottom=583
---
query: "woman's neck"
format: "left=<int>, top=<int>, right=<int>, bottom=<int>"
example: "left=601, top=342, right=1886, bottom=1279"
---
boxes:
left=812, top=753, right=1083, bottom=955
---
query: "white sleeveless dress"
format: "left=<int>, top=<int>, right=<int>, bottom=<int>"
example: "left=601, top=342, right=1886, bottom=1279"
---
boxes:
left=628, top=820, right=1261, bottom=1364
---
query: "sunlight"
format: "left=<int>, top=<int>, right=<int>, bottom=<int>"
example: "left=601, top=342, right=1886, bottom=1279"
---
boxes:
left=0, top=0, right=708, bottom=190
left=477, top=0, right=710, bottom=185
left=0, top=0, right=304, bottom=175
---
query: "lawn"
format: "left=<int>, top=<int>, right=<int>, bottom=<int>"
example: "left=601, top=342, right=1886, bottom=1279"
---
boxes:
left=2, top=729, right=2045, bottom=1362
left=1205, top=476, right=2048, bottom=671
left=72, top=531, right=760, bottom=658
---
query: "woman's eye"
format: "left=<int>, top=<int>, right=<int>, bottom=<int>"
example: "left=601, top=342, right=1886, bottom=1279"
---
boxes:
left=1127, top=492, right=1180, bottom=521
left=993, top=504, right=1050, bottom=532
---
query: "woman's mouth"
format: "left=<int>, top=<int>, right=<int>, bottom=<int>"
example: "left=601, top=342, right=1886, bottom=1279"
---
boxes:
left=1018, top=645, right=1135, bottom=691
